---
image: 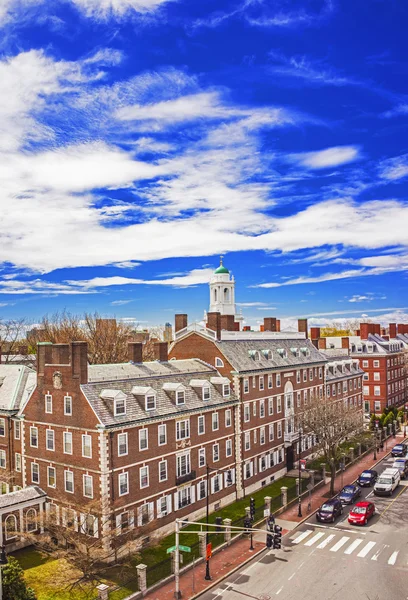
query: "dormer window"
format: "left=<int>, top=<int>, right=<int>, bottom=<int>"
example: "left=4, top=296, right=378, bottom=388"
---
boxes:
left=277, top=348, right=287, bottom=358
left=290, top=347, right=299, bottom=357
left=203, top=386, right=211, bottom=401
left=176, top=390, right=185, bottom=405
left=223, top=383, right=230, bottom=397
left=262, top=349, right=273, bottom=360
left=300, top=347, right=310, bottom=357
left=145, top=395, right=156, bottom=411
left=115, top=398, right=126, bottom=416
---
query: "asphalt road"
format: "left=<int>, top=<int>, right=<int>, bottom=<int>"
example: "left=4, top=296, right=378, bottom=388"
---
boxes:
left=199, top=451, right=408, bottom=600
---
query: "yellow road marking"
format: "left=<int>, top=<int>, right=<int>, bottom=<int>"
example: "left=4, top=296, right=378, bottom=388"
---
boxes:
left=379, top=485, right=407, bottom=518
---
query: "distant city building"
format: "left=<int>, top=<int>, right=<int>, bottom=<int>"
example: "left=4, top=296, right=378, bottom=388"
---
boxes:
left=163, top=322, right=173, bottom=342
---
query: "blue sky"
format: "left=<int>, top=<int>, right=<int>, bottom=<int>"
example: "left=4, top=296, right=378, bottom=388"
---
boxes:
left=0, top=0, right=407, bottom=328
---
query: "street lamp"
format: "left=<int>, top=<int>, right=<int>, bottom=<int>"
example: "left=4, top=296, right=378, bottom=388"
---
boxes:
left=373, top=429, right=377, bottom=461
left=405, top=405, right=408, bottom=437
left=205, top=464, right=233, bottom=581
left=0, top=545, right=8, bottom=600
left=298, top=424, right=302, bottom=518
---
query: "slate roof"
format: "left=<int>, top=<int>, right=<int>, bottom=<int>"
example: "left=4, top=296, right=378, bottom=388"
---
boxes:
left=325, top=360, right=364, bottom=381
left=88, top=359, right=211, bottom=382
left=82, top=365, right=238, bottom=427
left=215, top=338, right=326, bottom=373
left=0, top=365, right=36, bottom=411
left=0, top=486, right=46, bottom=511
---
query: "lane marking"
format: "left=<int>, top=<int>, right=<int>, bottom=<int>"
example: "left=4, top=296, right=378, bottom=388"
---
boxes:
left=304, top=532, right=325, bottom=547
left=291, top=530, right=313, bottom=544
left=379, top=485, right=407, bottom=517
left=388, top=551, right=399, bottom=565
left=344, top=538, right=363, bottom=555
left=276, top=586, right=283, bottom=595
left=304, top=522, right=366, bottom=534
left=288, top=573, right=295, bottom=581
left=330, top=536, right=350, bottom=552
left=357, top=541, right=376, bottom=558
left=317, top=534, right=335, bottom=549
left=371, top=544, right=389, bottom=561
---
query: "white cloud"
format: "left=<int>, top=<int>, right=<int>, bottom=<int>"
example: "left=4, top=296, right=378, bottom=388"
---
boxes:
left=67, top=268, right=215, bottom=289
left=382, top=104, right=408, bottom=119
left=293, top=146, right=360, bottom=169
left=379, top=154, right=408, bottom=181
left=111, top=299, right=133, bottom=305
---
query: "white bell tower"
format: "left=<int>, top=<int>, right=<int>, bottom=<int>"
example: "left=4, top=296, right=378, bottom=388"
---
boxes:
left=209, top=256, right=237, bottom=316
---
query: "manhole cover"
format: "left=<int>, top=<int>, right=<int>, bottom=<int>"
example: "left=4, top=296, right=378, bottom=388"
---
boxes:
left=258, top=595, right=271, bottom=600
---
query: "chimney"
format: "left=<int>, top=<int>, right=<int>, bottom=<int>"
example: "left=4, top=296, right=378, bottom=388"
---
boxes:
left=243, top=326, right=251, bottom=331
left=373, top=323, right=381, bottom=336
left=37, top=342, right=53, bottom=376
left=51, top=344, right=70, bottom=365
left=298, top=319, right=308, bottom=337
left=264, top=318, right=278, bottom=332
left=341, top=337, right=349, bottom=350
left=260, top=324, right=264, bottom=332
left=360, top=323, right=370, bottom=340
left=207, top=312, right=221, bottom=340
left=154, top=342, right=168, bottom=362
left=276, top=319, right=281, bottom=332
left=318, top=338, right=327, bottom=350
left=71, top=341, right=88, bottom=384
left=234, top=321, right=240, bottom=331
left=381, top=328, right=387, bottom=336
left=389, top=323, right=397, bottom=338
left=310, top=327, right=321, bottom=340
left=175, top=314, right=188, bottom=333
left=128, top=342, right=143, bottom=363
left=220, top=314, right=235, bottom=331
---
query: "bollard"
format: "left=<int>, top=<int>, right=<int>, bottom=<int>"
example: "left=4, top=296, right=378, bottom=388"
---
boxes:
left=96, top=584, right=109, bottom=600
left=264, top=496, right=272, bottom=516
left=136, top=564, right=147, bottom=596
left=281, top=486, right=288, bottom=506
left=198, top=531, right=207, bottom=557
left=309, top=470, right=315, bottom=488
left=223, top=518, right=232, bottom=544
left=349, top=447, right=354, bottom=462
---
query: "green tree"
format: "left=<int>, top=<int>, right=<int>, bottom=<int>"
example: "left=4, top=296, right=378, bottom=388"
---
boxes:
left=2, top=557, right=36, bottom=600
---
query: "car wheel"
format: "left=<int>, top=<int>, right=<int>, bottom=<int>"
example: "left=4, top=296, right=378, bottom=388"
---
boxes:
left=363, top=519, right=367, bottom=526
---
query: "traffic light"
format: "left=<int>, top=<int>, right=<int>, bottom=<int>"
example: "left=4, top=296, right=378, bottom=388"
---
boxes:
left=267, top=515, right=275, bottom=531
left=215, top=516, right=223, bottom=532
left=243, top=516, right=252, bottom=533
left=273, top=525, right=282, bottom=549
left=250, top=497, right=255, bottom=519
left=266, top=533, right=273, bottom=548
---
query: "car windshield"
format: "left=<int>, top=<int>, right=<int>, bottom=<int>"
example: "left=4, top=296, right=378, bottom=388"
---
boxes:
left=394, top=446, right=403, bottom=451
left=360, top=473, right=372, bottom=478
left=352, top=506, right=367, bottom=514
left=393, top=460, right=405, bottom=464
left=377, top=477, right=390, bottom=484
left=342, top=487, right=354, bottom=493
left=320, top=504, right=334, bottom=513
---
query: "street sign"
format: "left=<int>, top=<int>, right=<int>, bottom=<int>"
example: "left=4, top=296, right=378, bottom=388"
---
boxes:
left=263, top=508, right=270, bottom=517
left=179, top=545, right=191, bottom=553
left=167, top=545, right=176, bottom=554
left=306, top=483, right=313, bottom=491
left=206, top=543, right=212, bottom=560
left=300, top=459, right=306, bottom=471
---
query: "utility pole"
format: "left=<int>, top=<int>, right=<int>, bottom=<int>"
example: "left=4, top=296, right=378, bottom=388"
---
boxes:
left=298, top=425, right=302, bottom=518
left=174, top=519, right=181, bottom=599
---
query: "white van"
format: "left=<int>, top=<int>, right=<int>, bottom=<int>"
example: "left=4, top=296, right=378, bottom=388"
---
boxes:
left=373, top=468, right=400, bottom=496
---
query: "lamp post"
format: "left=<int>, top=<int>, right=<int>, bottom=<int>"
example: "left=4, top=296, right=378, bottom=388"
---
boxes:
left=373, top=429, right=377, bottom=461
left=205, top=464, right=233, bottom=581
left=0, top=545, right=8, bottom=600
left=298, top=424, right=302, bottom=518
left=405, top=405, right=408, bottom=437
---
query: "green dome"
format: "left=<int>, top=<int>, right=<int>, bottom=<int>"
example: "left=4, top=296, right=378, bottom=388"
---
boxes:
left=214, top=257, right=229, bottom=274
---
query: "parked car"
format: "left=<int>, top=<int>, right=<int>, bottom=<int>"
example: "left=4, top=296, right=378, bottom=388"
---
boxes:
left=357, top=469, right=378, bottom=487
left=392, top=458, right=408, bottom=479
left=316, top=498, right=343, bottom=523
left=373, top=468, right=400, bottom=496
left=391, top=443, right=407, bottom=457
left=338, top=484, right=361, bottom=505
left=348, top=501, right=375, bottom=526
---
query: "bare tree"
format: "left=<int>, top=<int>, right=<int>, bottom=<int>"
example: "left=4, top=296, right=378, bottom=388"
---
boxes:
left=141, top=325, right=165, bottom=361
left=0, top=318, right=31, bottom=363
left=300, top=391, right=364, bottom=495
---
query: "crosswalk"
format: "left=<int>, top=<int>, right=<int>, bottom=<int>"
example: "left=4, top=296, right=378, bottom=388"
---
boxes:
left=289, top=529, right=404, bottom=567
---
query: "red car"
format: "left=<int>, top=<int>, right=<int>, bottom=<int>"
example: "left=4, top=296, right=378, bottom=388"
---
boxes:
left=348, top=501, right=375, bottom=526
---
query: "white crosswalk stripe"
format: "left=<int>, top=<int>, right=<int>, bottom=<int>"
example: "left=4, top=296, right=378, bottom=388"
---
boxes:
left=330, top=536, right=350, bottom=552
left=344, top=539, right=363, bottom=555
left=317, top=534, right=335, bottom=549
left=371, top=545, right=389, bottom=561
left=291, top=530, right=313, bottom=544
left=304, top=532, right=325, bottom=547
left=357, top=541, right=376, bottom=558
left=388, top=551, right=399, bottom=565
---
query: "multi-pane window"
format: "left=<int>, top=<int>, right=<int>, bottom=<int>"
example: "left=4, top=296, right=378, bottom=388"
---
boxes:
left=374, top=372, right=380, bottom=381
left=259, top=400, right=265, bottom=418
left=15, top=453, right=21, bottom=472
left=373, top=360, right=380, bottom=368
left=304, top=390, right=308, bottom=404
left=83, top=474, right=93, bottom=498
left=82, top=434, right=92, bottom=458
left=198, top=480, right=207, bottom=500
left=225, top=410, right=232, bottom=427
left=276, top=374, right=281, bottom=387
left=47, top=466, right=56, bottom=488
left=198, top=416, right=205, bottom=435
left=65, top=470, right=74, bottom=493
left=226, top=439, right=232, bottom=457
left=14, top=420, right=20, bottom=440
left=277, top=396, right=282, bottom=413
left=374, top=386, right=381, bottom=396
left=118, top=432, right=128, bottom=456
left=253, top=429, right=257, bottom=444
left=268, top=375, right=273, bottom=389
left=269, top=423, right=274, bottom=442
left=213, top=443, right=219, bottom=462
left=203, top=386, right=211, bottom=401
left=297, top=392, right=301, bottom=407
left=303, top=370, right=307, bottom=382
left=296, top=371, right=301, bottom=383
left=199, top=447, right=206, bottom=467
left=244, top=379, right=249, bottom=393
left=309, top=369, right=313, bottom=381
left=212, top=412, right=219, bottom=431
left=63, top=432, right=73, bottom=454
left=176, top=390, right=185, bottom=405
left=30, top=426, right=38, bottom=448
left=259, top=376, right=264, bottom=391
left=176, top=453, right=191, bottom=477
left=268, top=398, right=274, bottom=415
left=139, top=428, right=148, bottom=450
left=223, top=383, right=230, bottom=397
left=119, top=472, right=129, bottom=495
left=176, top=420, right=190, bottom=440
left=277, top=422, right=282, bottom=438
left=145, top=395, right=156, bottom=411
left=64, top=396, right=72, bottom=415
left=319, top=367, right=323, bottom=379
left=260, top=427, right=265, bottom=445
left=46, top=429, right=55, bottom=451
left=253, top=402, right=257, bottom=416
left=114, top=397, right=126, bottom=416
left=158, top=424, right=167, bottom=445
left=159, top=460, right=167, bottom=482
left=45, top=394, right=52, bottom=414
left=0, top=450, right=5, bottom=469
left=31, top=462, right=39, bottom=483
left=244, top=404, right=250, bottom=422
left=244, top=432, right=250, bottom=451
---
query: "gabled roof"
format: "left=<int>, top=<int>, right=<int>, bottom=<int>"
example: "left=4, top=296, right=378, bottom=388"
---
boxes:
left=0, top=485, right=46, bottom=510
left=0, top=365, right=36, bottom=411
left=88, top=358, right=211, bottom=382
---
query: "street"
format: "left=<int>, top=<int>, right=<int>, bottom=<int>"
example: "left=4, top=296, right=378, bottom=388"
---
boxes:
left=199, top=452, right=408, bottom=600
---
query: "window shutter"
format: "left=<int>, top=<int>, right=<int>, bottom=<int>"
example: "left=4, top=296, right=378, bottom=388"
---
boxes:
left=61, top=508, right=67, bottom=527
left=174, top=492, right=179, bottom=511
left=137, top=507, right=143, bottom=527
left=79, top=513, right=86, bottom=534
left=93, top=516, right=99, bottom=538
left=129, top=510, right=134, bottom=529
left=156, top=498, right=163, bottom=518
left=166, top=495, right=172, bottom=514
left=210, top=477, right=214, bottom=494
left=231, top=468, right=235, bottom=484
left=115, top=514, right=122, bottom=535
left=55, top=505, right=60, bottom=525
left=148, top=502, right=154, bottom=523
left=190, top=485, right=195, bottom=504
left=45, top=503, right=50, bottom=519
left=74, top=512, right=79, bottom=532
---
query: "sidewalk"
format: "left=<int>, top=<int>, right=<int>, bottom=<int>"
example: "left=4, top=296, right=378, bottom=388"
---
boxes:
left=143, top=432, right=403, bottom=600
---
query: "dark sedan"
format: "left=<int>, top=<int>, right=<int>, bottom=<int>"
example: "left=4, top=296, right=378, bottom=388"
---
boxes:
left=316, top=498, right=343, bottom=523
left=357, top=469, right=378, bottom=487
left=391, top=443, right=407, bottom=458
left=338, top=484, right=361, bottom=505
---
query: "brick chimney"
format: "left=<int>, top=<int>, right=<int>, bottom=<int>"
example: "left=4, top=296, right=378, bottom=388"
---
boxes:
left=220, top=314, right=235, bottom=331
left=318, top=338, right=327, bottom=350
left=341, top=337, right=349, bottom=350
left=298, top=319, right=308, bottom=337
left=389, top=323, right=397, bottom=339
left=310, top=327, right=321, bottom=340
left=234, top=322, right=240, bottom=331
left=360, top=323, right=370, bottom=340
left=51, top=343, right=70, bottom=365
left=154, top=342, right=168, bottom=362
left=175, top=314, right=188, bottom=333
left=276, top=319, right=281, bottom=332
left=37, top=342, right=53, bottom=377
left=207, top=312, right=221, bottom=340
left=128, top=342, right=143, bottom=363
left=243, top=326, right=251, bottom=331
left=264, top=318, right=278, bottom=332
left=373, top=323, right=381, bottom=336
left=71, top=341, right=88, bottom=384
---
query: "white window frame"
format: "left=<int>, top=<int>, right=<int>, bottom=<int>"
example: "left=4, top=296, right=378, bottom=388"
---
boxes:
left=212, top=443, right=219, bottom=462
left=64, top=395, right=72, bottom=416
left=243, top=378, right=249, bottom=394
left=259, top=376, right=264, bottom=391
left=226, top=439, right=232, bottom=457
left=45, top=394, right=52, bottom=414
left=202, top=386, right=211, bottom=401
left=118, top=432, right=128, bottom=456
left=83, top=474, right=94, bottom=498
left=31, top=462, right=40, bottom=483
left=114, top=397, right=126, bottom=416
left=82, top=434, right=92, bottom=459
left=176, top=390, right=185, bottom=405
left=158, top=423, right=167, bottom=445
left=47, top=465, right=56, bottom=488
left=46, top=429, right=55, bottom=452
left=223, top=383, right=230, bottom=397
left=0, top=450, right=5, bottom=469
left=15, top=452, right=21, bottom=472
left=268, top=374, right=273, bottom=389
left=30, top=426, right=38, bottom=448
left=159, top=460, right=167, bottom=482
left=119, top=471, right=129, bottom=496
left=63, top=431, right=73, bottom=455
left=197, top=416, right=205, bottom=435
left=64, top=470, right=74, bottom=493
left=176, top=419, right=190, bottom=441
left=139, top=428, right=148, bottom=450
left=145, top=394, right=156, bottom=411
left=268, top=398, right=274, bottom=415
left=244, top=403, right=250, bottom=422
left=212, top=412, right=219, bottom=431
left=14, top=420, right=20, bottom=440
left=199, top=447, right=206, bottom=468
left=225, top=409, right=232, bottom=428
left=259, top=400, right=265, bottom=418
